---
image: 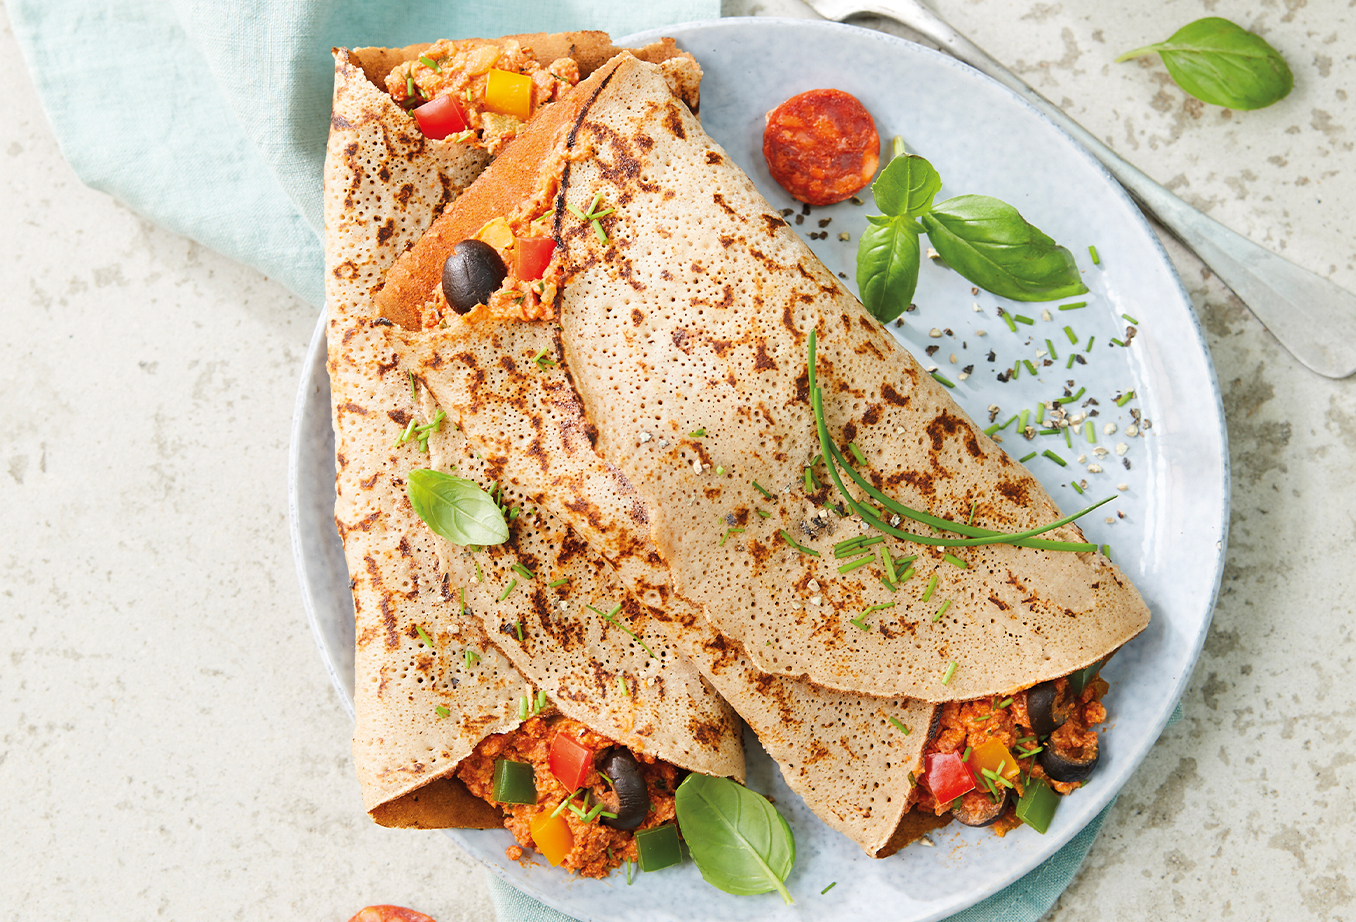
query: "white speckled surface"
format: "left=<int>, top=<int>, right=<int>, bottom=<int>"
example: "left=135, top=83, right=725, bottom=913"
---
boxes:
left=3, top=1, right=1354, bottom=920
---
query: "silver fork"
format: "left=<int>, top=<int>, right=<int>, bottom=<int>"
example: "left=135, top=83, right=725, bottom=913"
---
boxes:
left=802, top=0, right=1356, bottom=378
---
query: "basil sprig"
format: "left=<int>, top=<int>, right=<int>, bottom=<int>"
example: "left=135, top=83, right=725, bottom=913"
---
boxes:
left=674, top=774, right=795, bottom=903
left=406, top=469, right=510, bottom=546
left=1117, top=17, right=1292, bottom=110
left=856, top=154, right=1086, bottom=322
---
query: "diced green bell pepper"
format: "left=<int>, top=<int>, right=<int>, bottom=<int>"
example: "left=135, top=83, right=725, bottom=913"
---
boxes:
left=1015, top=777, right=1060, bottom=834
left=492, top=758, right=537, bottom=805
left=635, top=823, right=683, bottom=872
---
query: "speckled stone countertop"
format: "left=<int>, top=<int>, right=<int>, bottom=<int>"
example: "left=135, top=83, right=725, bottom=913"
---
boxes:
left=3, top=1, right=1353, bottom=919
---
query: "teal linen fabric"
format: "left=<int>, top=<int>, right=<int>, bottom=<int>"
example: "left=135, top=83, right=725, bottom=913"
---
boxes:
left=8, top=3, right=1183, bottom=918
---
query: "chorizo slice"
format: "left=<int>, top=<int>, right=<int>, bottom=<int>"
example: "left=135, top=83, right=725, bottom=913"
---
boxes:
left=762, top=89, right=880, bottom=205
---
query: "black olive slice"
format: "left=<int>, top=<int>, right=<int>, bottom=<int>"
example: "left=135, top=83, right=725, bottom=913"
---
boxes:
left=952, top=788, right=1008, bottom=827
left=442, top=239, right=507, bottom=315
left=1039, top=735, right=1100, bottom=784
left=1025, top=680, right=1067, bottom=738
left=599, top=749, right=650, bottom=831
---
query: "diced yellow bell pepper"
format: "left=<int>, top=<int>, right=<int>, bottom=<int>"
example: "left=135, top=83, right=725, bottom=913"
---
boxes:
left=968, top=738, right=1021, bottom=782
left=529, top=810, right=574, bottom=867
left=473, top=216, right=514, bottom=251
left=484, top=68, right=533, bottom=120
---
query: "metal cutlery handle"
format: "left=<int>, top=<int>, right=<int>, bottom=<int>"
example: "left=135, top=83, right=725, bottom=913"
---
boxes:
left=808, top=0, right=1356, bottom=377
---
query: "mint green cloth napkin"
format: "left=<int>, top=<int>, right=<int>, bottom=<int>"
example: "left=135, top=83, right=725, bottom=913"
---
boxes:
left=8, top=3, right=1178, bottom=918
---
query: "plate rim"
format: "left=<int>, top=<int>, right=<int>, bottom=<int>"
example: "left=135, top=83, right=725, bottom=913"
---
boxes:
left=288, top=16, right=1231, bottom=922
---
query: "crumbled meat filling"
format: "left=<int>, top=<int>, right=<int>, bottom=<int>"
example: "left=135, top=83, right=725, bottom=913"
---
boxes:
left=456, top=714, right=680, bottom=878
left=387, top=38, right=580, bottom=154
left=912, top=674, right=1109, bottom=836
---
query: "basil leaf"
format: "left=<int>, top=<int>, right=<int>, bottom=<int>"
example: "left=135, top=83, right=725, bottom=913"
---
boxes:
left=856, top=217, right=922, bottom=323
left=919, top=195, right=1088, bottom=302
left=674, top=774, right=795, bottom=903
left=1117, top=17, right=1292, bottom=110
left=872, top=153, right=942, bottom=218
left=406, top=469, right=510, bottom=546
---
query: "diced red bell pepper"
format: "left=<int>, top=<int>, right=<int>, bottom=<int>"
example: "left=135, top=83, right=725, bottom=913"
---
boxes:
left=548, top=732, right=595, bottom=791
left=412, top=94, right=468, bottom=140
left=515, top=236, right=556, bottom=281
left=923, top=751, right=976, bottom=805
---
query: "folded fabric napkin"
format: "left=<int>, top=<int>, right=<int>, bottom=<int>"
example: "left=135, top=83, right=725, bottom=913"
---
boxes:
left=8, top=1, right=1177, bottom=918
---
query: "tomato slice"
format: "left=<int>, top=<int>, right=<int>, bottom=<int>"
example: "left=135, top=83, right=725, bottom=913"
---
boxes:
left=529, top=811, right=574, bottom=867
left=412, top=94, right=468, bottom=140
left=515, top=236, right=556, bottom=281
left=548, top=732, right=594, bottom=791
left=923, top=751, right=976, bottom=805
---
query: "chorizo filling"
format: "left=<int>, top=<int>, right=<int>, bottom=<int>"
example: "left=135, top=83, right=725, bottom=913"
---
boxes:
left=455, top=713, right=680, bottom=878
left=911, top=670, right=1109, bottom=836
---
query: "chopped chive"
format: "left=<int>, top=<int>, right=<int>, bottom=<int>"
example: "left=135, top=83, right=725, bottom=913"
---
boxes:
left=880, top=547, right=898, bottom=585
left=515, top=621, right=524, bottom=642
left=879, top=575, right=898, bottom=592
left=688, top=428, right=706, bottom=438
left=968, top=501, right=978, bottom=525
left=1011, top=359, right=1021, bottom=380
left=406, top=75, right=415, bottom=97
left=1101, top=543, right=1113, bottom=560
left=778, top=529, right=820, bottom=557
left=804, top=467, right=817, bottom=492
left=1088, top=245, right=1100, bottom=265
left=821, top=882, right=838, bottom=895
left=755, top=507, right=771, bottom=518
left=961, top=747, right=972, bottom=762
left=1036, top=403, right=1046, bottom=424
left=474, top=562, right=483, bottom=583
left=536, top=689, right=548, bottom=713
left=888, top=716, right=912, bottom=735
left=719, top=527, right=745, bottom=547
left=435, top=705, right=450, bottom=718
left=752, top=480, right=773, bottom=499
left=1046, top=338, right=1059, bottom=360
left=418, top=55, right=442, bottom=72
left=1062, top=386, right=1086, bottom=405
left=415, top=624, right=435, bottom=649
left=1018, top=409, right=1030, bottom=434
left=1064, top=426, right=1073, bottom=448
left=1085, top=336, right=1096, bottom=352
left=498, top=580, right=518, bottom=601
left=921, top=573, right=938, bottom=602
left=896, top=565, right=916, bottom=584
left=1059, top=302, right=1087, bottom=311
left=550, top=789, right=582, bottom=819
left=1019, top=451, right=1037, bottom=462
left=1122, top=313, right=1139, bottom=325
left=1116, top=390, right=1136, bottom=407
left=1024, top=359, right=1038, bottom=376
left=975, top=713, right=992, bottom=723
left=511, top=563, right=535, bottom=580
left=941, top=661, right=958, bottom=685
left=715, top=466, right=726, bottom=476
left=1071, top=481, right=1084, bottom=494
left=983, top=414, right=1019, bottom=436
left=464, top=649, right=479, bottom=669
left=1015, top=314, right=1035, bottom=326
left=591, top=219, right=608, bottom=244
left=1038, top=428, right=1060, bottom=436
left=932, top=371, right=956, bottom=388
left=1063, top=325, right=1079, bottom=345
left=518, top=696, right=529, bottom=720
left=1001, top=310, right=1018, bottom=332
left=837, top=554, right=876, bottom=574
left=932, top=599, right=952, bottom=622
left=1086, top=421, right=1097, bottom=444
left=565, top=202, right=588, bottom=221
left=847, top=441, right=867, bottom=465
left=626, top=860, right=633, bottom=885
left=617, top=675, right=628, bottom=697
left=1017, top=745, right=1044, bottom=758
left=1067, top=354, right=1076, bottom=369
left=548, top=577, right=570, bottom=588
left=1042, top=450, right=1067, bottom=467
left=1111, top=337, right=1127, bottom=347
left=942, top=553, right=967, bottom=569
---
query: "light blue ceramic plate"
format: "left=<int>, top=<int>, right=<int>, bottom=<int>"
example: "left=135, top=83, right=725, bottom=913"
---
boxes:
left=290, top=18, right=1229, bottom=922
